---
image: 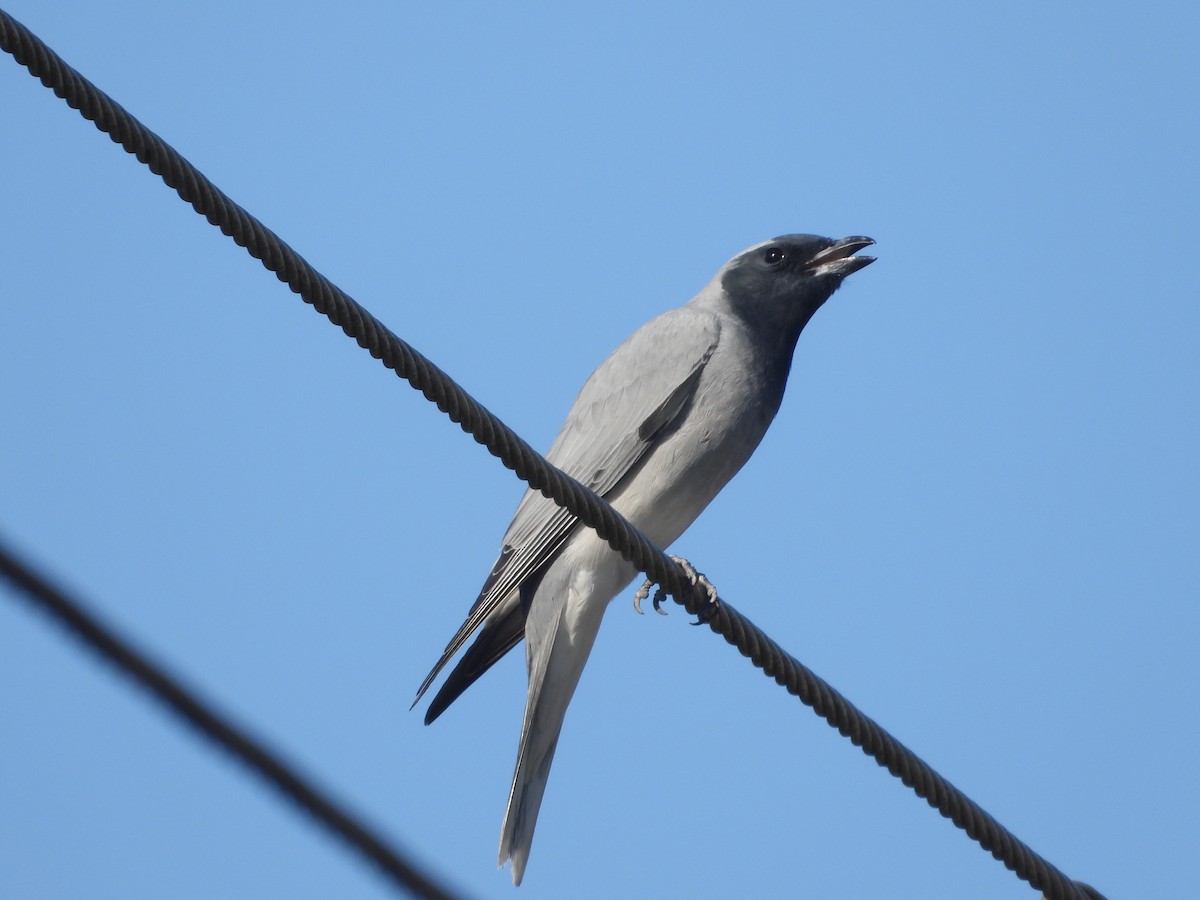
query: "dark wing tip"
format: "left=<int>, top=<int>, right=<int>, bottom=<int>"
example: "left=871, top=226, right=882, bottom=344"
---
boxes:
left=410, top=669, right=442, bottom=715
left=419, top=600, right=526, bottom=725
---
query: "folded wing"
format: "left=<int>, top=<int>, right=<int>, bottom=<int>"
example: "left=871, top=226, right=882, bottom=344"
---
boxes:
left=415, top=307, right=722, bottom=721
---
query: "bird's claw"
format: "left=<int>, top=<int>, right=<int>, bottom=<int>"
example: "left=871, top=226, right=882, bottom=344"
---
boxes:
left=631, top=555, right=720, bottom=623
left=632, top=579, right=669, bottom=616
left=633, top=580, right=649, bottom=615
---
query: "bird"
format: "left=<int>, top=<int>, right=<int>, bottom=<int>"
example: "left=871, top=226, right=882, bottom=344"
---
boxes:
left=413, top=233, right=875, bottom=884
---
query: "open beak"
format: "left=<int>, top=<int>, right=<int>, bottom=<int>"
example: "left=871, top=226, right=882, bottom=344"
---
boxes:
left=804, top=235, right=875, bottom=277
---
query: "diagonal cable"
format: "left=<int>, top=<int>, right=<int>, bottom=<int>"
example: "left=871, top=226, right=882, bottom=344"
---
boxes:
left=0, top=9, right=1102, bottom=899
left=0, top=537, right=464, bottom=900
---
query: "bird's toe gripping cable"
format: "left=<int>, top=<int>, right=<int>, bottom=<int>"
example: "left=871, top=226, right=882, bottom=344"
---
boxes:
left=632, top=555, right=721, bottom=623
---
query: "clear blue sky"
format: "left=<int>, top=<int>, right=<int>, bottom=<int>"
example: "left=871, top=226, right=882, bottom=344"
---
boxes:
left=2, top=3, right=1197, bottom=898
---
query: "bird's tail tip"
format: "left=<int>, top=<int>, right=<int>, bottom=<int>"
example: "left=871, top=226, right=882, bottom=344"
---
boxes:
left=499, top=779, right=543, bottom=886
left=498, top=836, right=529, bottom=886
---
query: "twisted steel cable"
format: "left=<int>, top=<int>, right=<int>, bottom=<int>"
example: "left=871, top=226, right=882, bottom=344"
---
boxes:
left=0, top=9, right=1101, bottom=899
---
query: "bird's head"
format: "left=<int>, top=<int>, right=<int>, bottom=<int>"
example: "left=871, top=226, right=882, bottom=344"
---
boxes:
left=716, top=233, right=875, bottom=339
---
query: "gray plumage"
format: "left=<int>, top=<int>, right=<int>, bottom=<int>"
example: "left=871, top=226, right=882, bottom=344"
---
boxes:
left=414, top=233, right=874, bottom=884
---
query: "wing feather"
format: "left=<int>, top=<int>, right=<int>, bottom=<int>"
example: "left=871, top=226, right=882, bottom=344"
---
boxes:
left=414, top=307, right=721, bottom=713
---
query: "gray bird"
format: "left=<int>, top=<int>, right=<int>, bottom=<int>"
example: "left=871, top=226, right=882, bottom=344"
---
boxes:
left=414, top=233, right=875, bottom=884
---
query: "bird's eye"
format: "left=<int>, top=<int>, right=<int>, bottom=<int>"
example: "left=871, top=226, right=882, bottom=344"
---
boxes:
left=762, top=247, right=786, bottom=266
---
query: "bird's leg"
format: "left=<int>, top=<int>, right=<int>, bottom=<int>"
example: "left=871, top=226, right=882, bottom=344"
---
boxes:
left=632, top=555, right=720, bottom=623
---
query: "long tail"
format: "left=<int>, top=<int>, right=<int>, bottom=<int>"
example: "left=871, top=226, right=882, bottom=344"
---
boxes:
left=498, top=595, right=603, bottom=885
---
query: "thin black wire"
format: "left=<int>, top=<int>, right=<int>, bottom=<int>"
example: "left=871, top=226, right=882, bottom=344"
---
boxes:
left=0, top=8, right=1102, bottom=900
left=0, top=537, right=464, bottom=900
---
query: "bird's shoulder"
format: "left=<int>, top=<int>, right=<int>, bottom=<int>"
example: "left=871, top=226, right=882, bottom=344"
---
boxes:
left=555, top=305, right=723, bottom=444
left=498, top=306, right=722, bottom=551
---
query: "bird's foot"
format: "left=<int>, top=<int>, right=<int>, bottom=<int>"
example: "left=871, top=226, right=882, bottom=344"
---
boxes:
left=632, top=555, right=720, bottom=624
left=632, top=578, right=665, bottom=616
left=672, top=556, right=721, bottom=624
